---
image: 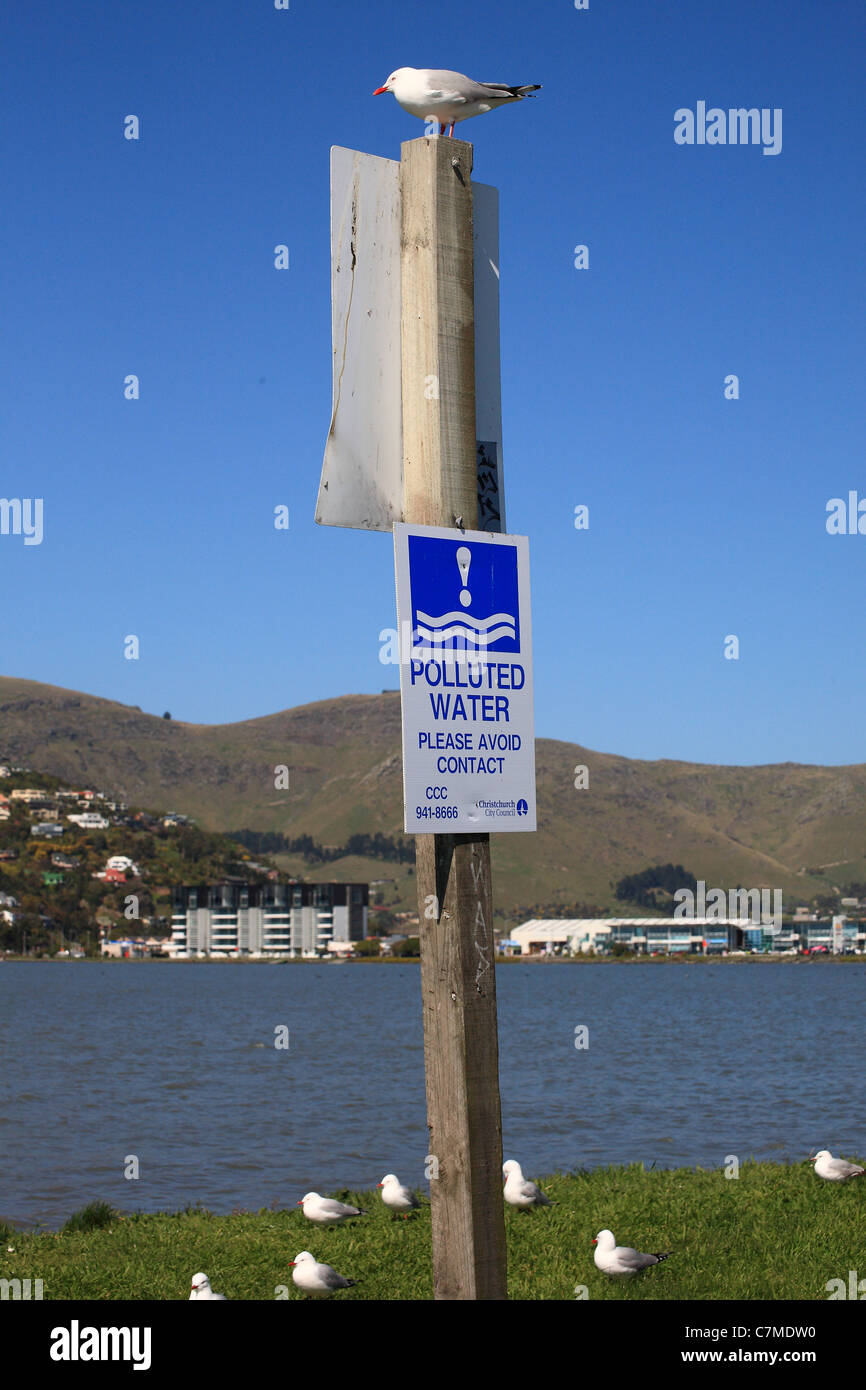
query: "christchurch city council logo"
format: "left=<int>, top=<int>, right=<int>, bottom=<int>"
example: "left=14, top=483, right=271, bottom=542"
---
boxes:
left=517, top=799, right=528, bottom=817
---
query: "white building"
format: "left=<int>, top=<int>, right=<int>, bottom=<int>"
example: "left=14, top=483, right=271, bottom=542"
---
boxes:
left=510, top=916, right=807, bottom=955
left=168, top=881, right=368, bottom=958
left=510, top=919, right=613, bottom=955
left=0, top=891, right=19, bottom=924
left=106, top=855, right=140, bottom=874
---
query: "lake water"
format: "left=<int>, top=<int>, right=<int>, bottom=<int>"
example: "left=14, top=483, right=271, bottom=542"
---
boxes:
left=1, top=960, right=863, bottom=1229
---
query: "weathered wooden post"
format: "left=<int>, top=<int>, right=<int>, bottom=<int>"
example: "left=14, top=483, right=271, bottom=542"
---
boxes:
left=400, top=135, right=508, bottom=1301
left=318, top=132, right=528, bottom=1302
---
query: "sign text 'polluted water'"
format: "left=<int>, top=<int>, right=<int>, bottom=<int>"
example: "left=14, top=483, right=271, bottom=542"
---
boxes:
left=394, top=523, right=536, bottom=833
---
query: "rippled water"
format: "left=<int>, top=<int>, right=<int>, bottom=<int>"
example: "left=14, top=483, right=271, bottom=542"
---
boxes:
left=0, top=960, right=862, bottom=1228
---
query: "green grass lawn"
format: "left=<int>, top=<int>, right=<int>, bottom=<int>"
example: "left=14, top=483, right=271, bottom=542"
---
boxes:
left=3, top=1162, right=862, bottom=1301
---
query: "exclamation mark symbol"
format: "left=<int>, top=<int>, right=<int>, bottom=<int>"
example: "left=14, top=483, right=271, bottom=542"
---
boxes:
left=457, top=546, right=472, bottom=607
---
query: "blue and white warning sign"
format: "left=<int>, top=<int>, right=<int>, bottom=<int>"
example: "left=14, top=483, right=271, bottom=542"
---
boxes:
left=394, top=522, right=536, bottom=833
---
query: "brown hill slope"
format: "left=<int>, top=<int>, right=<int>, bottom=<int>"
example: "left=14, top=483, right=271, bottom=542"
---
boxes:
left=1, top=676, right=864, bottom=910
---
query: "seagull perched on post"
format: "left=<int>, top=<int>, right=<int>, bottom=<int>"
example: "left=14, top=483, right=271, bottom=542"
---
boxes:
left=810, top=1149, right=865, bottom=1182
left=502, top=1158, right=552, bottom=1210
left=592, top=1229, right=671, bottom=1277
left=373, top=67, right=541, bottom=137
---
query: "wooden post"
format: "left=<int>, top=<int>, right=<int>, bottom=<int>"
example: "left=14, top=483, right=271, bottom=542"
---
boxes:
left=400, top=135, right=508, bottom=1301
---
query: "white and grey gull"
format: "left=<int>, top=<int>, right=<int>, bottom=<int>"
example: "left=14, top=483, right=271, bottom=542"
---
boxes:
left=378, top=1173, right=421, bottom=1217
left=373, top=67, right=541, bottom=138
left=189, top=1272, right=227, bottom=1300
left=502, top=1158, right=552, bottom=1210
left=592, top=1229, right=671, bottom=1276
left=811, top=1149, right=865, bottom=1182
left=297, top=1192, right=367, bottom=1225
left=291, top=1251, right=357, bottom=1298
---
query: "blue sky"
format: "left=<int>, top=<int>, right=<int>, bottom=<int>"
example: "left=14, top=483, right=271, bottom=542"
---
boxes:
left=1, top=0, right=863, bottom=766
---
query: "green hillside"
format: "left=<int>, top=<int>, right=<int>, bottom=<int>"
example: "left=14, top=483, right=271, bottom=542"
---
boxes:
left=2, top=676, right=865, bottom=916
left=0, top=766, right=277, bottom=954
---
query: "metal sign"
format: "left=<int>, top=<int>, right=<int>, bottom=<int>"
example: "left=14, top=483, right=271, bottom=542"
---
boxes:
left=394, top=522, right=535, bottom=832
left=317, top=148, right=504, bottom=531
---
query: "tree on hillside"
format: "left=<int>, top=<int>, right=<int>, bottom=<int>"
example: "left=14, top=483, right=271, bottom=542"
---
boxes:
left=614, top=864, right=697, bottom=912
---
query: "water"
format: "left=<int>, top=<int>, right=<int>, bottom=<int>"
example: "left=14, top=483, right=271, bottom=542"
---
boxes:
left=0, top=960, right=862, bottom=1228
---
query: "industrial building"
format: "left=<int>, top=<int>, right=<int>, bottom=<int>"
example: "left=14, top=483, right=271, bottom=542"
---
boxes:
left=509, top=916, right=864, bottom=956
left=169, top=881, right=368, bottom=958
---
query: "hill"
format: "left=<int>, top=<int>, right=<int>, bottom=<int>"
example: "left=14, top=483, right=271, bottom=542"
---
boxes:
left=0, top=763, right=280, bottom=952
left=2, top=676, right=865, bottom=916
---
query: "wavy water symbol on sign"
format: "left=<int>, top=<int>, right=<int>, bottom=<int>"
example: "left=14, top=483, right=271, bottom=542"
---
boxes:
left=413, top=609, right=516, bottom=649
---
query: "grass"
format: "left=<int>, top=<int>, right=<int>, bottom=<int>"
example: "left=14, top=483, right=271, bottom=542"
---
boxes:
left=2, top=1162, right=862, bottom=1300
left=61, top=1200, right=119, bottom=1234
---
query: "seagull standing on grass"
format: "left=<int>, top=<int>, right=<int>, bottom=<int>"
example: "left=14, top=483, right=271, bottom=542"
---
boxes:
left=291, top=1251, right=357, bottom=1298
left=189, top=1272, right=227, bottom=1300
left=810, top=1150, right=865, bottom=1182
left=592, top=1230, right=672, bottom=1276
left=502, top=1159, right=552, bottom=1210
left=298, top=1192, right=367, bottom=1225
left=378, top=1173, right=421, bottom=1217
left=373, top=67, right=541, bottom=138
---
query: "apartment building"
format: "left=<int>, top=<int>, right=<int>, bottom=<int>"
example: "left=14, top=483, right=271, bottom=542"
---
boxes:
left=169, top=880, right=368, bottom=957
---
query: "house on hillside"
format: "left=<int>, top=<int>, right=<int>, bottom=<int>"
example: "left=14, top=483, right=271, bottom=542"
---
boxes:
left=0, top=892, right=19, bottom=924
left=106, top=855, right=140, bottom=875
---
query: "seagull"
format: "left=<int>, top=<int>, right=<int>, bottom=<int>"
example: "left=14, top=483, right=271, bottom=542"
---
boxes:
left=297, top=1192, right=367, bottom=1225
left=373, top=67, right=541, bottom=138
left=189, top=1272, right=227, bottom=1300
left=502, top=1158, right=552, bottom=1210
left=810, top=1149, right=865, bottom=1182
left=592, top=1230, right=672, bottom=1276
left=291, top=1251, right=357, bottom=1298
left=378, top=1173, right=421, bottom=1217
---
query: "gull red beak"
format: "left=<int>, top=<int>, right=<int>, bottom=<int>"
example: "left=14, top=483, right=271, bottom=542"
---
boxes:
left=372, top=86, right=388, bottom=96
left=296, top=1199, right=303, bottom=1205
left=591, top=1238, right=597, bottom=1245
left=377, top=1182, right=383, bottom=1188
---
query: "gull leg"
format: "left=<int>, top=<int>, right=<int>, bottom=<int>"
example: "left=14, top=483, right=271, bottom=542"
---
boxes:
left=448, top=122, right=455, bottom=137
left=439, top=122, right=446, bottom=136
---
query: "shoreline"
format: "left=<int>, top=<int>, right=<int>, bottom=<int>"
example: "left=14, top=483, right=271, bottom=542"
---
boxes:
left=1, top=953, right=862, bottom=965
